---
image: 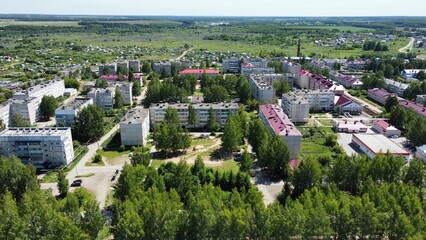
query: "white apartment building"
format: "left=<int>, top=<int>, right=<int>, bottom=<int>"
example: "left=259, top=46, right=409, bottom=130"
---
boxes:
left=0, top=127, right=74, bottom=169
left=9, top=97, right=38, bottom=125
left=248, top=75, right=276, bottom=103
left=384, top=78, right=408, bottom=97
left=99, top=63, right=117, bottom=75
left=241, top=66, right=275, bottom=76
left=55, top=98, right=93, bottom=127
left=114, top=82, right=133, bottom=106
left=0, top=102, right=10, bottom=128
left=120, top=108, right=150, bottom=146
left=282, top=92, right=310, bottom=123
left=222, top=58, right=241, bottom=73
left=87, top=87, right=115, bottom=110
left=129, top=60, right=140, bottom=72
left=117, top=61, right=129, bottom=70
left=12, top=79, right=65, bottom=101
left=149, top=102, right=239, bottom=128
left=296, top=89, right=335, bottom=111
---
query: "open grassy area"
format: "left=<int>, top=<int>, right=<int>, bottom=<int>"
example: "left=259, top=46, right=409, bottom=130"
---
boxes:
left=0, top=19, right=80, bottom=27
left=298, top=127, right=335, bottom=157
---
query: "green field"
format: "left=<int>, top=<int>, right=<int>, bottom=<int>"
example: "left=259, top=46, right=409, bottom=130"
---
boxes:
left=0, top=19, right=80, bottom=27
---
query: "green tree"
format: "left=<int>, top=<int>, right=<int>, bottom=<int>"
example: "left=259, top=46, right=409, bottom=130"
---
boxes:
left=153, top=108, right=191, bottom=154
left=72, top=105, right=105, bottom=142
left=142, top=61, right=152, bottom=74
left=39, top=95, right=59, bottom=120
left=239, top=150, right=253, bottom=172
left=64, top=78, right=81, bottom=90
left=0, top=191, right=26, bottom=239
left=273, top=78, right=290, bottom=97
left=114, top=88, right=124, bottom=109
left=258, top=135, right=291, bottom=178
left=188, top=104, right=197, bottom=128
left=203, top=85, right=229, bottom=103
left=12, top=113, right=31, bottom=127
left=385, top=95, right=399, bottom=113
left=132, top=79, right=142, bottom=96
left=404, top=158, right=425, bottom=189
left=236, top=75, right=252, bottom=104
left=206, top=107, right=220, bottom=131
left=291, top=157, right=322, bottom=198
left=57, top=170, right=69, bottom=197
left=416, top=70, right=426, bottom=80
left=95, top=79, right=108, bottom=88
left=131, top=147, right=151, bottom=167
left=389, top=105, right=407, bottom=130
left=221, top=114, right=243, bottom=154
left=248, top=119, right=269, bottom=154
left=114, top=201, right=145, bottom=239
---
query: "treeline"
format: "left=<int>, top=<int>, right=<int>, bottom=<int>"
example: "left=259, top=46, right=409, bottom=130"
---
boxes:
left=388, top=103, right=426, bottom=146
left=0, top=156, right=104, bottom=239
left=403, top=81, right=426, bottom=100
left=362, top=41, right=389, bottom=51
left=201, top=74, right=252, bottom=104
left=111, top=151, right=426, bottom=239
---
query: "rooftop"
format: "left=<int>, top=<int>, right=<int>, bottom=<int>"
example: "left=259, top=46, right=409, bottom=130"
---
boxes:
left=121, top=108, right=149, bottom=124
left=180, top=69, right=219, bottom=74
left=353, top=134, right=409, bottom=156
left=56, top=98, right=92, bottom=111
left=335, top=120, right=367, bottom=131
left=151, top=102, right=239, bottom=110
left=399, top=100, right=426, bottom=117
left=368, top=88, right=391, bottom=98
left=259, top=104, right=302, bottom=137
left=373, top=120, right=390, bottom=130
left=13, top=78, right=63, bottom=96
left=0, top=127, right=70, bottom=137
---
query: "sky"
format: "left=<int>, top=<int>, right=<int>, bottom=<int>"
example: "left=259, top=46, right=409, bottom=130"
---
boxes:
left=1, top=0, right=425, bottom=17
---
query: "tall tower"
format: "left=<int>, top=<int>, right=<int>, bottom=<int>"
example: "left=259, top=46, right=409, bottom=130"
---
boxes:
left=297, top=39, right=301, bottom=57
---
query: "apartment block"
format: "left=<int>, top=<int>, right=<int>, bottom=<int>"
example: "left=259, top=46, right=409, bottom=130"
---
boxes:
left=114, top=82, right=133, bottom=106
left=0, top=102, right=10, bottom=128
left=384, top=78, right=408, bottom=97
left=120, top=108, right=150, bottom=146
left=117, top=61, right=129, bottom=70
left=297, top=89, right=335, bottom=111
left=149, top=102, right=239, bottom=128
left=331, top=73, right=363, bottom=90
left=259, top=104, right=302, bottom=158
left=367, top=88, right=392, bottom=105
left=0, top=127, right=74, bottom=169
left=99, top=63, right=117, bottom=75
left=222, top=58, right=241, bottom=73
left=87, top=87, right=115, bottom=110
left=281, top=92, right=310, bottom=123
left=241, top=65, right=275, bottom=76
left=129, top=60, right=140, bottom=72
left=9, top=97, right=38, bottom=125
left=55, top=98, right=93, bottom=127
left=13, top=79, right=65, bottom=101
left=248, top=75, right=276, bottom=103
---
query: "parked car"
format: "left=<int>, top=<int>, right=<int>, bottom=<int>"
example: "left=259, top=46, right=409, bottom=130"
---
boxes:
left=71, top=179, right=83, bottom=187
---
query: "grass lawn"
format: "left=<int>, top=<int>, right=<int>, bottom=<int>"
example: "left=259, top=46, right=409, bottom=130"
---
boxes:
left=298, top=127, right=335, bottom=157
left=209, top=160, right=240, bottom=173
left=317, top=119, right=335, bottom=127
left=191, top=137, right=218, bottom=148
left=0, top=19, right=80, bottom=27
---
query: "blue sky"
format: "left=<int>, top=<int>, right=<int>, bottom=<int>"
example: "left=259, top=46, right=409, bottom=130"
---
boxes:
left=1, top=0, right=425, bottom=16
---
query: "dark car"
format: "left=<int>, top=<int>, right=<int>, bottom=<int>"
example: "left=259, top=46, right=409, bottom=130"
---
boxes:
left=71, top=179, right=83, bottom=187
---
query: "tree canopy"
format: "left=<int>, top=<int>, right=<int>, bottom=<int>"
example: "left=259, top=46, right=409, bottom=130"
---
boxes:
left=72, top=104, right=105, bottom=142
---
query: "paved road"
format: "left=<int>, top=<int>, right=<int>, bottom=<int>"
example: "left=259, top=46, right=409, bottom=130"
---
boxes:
left=399, top=37, right=415, bottom=53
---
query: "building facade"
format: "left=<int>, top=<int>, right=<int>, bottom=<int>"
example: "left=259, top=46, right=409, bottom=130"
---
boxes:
left=120, top=108, right=150, bottom=146
left=367, top=88, right=392, bottom=105
left=149, top=103, right=239, bottom=128
left=372, top=120, right=402, bottom=137
left=296, top=89, right=335, bottom=112
left=259, top=104, right=302, bottom=158
left=129, top=60, right=140, bottom=72
left=87, top=87, right=115, bottom=110
left=385, top=78, right=408, bottom=97
left=248, top=75, right=276, bottom=103
left=0, top=127, right=74, bottom=168
left=179, top=69, right=219, bottom=80
left=222, top=59, right=241, bottom=73
left=55, top=98, right=93, bottom=127
left=281, top=92, right=310, bottom=123
left=9, top=97, right=38, bottom=125
left=335, top=95, right=363, bottom=115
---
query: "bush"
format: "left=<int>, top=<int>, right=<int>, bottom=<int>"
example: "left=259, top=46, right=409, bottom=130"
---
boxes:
left=119, top=145, right=126, bottom=152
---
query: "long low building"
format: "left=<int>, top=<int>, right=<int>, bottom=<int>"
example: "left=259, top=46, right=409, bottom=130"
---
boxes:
left=372, top=120, right=401, bottom=137
left=367, top=88, right=392, bottom=105
left=334, top=120, right=367, bottom=133
left=120, top=108, right=150, bottom=146
left=55, top=98, right=93, bottom=127
left=351, top=134, right=410, bottom=160
left=179, top=69, right=219, bottom=79
left=259, top=104, right=302, bottom=158
left=0, top=127, right=74, bottom=168
left=150, top=102, right=239, bottom=129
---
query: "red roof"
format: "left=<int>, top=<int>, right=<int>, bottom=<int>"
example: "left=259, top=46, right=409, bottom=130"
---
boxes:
left=259, top=104, right=301, bottom=137
left=373, top=120, right=389, bottom=130
left=180, top=69, right=219, bottom=74
left=335, top=95, right=352, bottom=107
left=399, top=100, right=426, bottom=117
